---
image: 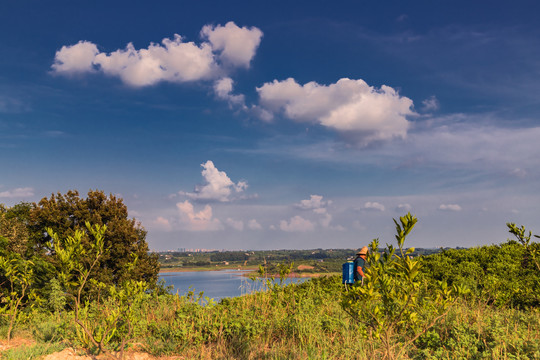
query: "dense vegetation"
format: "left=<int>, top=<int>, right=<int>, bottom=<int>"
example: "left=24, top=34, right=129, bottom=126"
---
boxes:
left=1, top=195, right=539, bottom=359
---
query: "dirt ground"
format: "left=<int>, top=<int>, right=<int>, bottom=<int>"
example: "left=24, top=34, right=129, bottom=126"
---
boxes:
left=0, top=339, right=184, bottom=360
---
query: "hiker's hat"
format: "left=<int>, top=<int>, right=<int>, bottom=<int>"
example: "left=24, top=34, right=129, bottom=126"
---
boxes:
left=356, top=246, right=368, bottom=256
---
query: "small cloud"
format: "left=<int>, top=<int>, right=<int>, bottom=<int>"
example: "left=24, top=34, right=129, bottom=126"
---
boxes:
left=214, top=77, right=247, bottom=108
left=0, top=187, right=34, bottom=198
left=247, top=219, right=262, bottom=230
left=319, top=212, right=332, bottom=228
left=153, top=216, right=172, bottom=231
left=352, top=221, right=366, bottom=231
left=296, top=194, right=330, bottom=211
left=51, top=40, right=99, bottom=74
left=296, top=195, right=337, bottom=228
left=201, top=21, right=263, bottom=68
left=280, top=216, right=315, bottom=232
left=396, top=203, right=412, bottom=212
left=0, top=96, right=28, bottom=113
left=511, top=209, right=519, bottom=214
left=396, top=14, right=409, bottom=22
left=226, top=218, right=244, bottom=231
left=364, top=201, right=385, bottom=212
left=510, top=168, right=527, bottom=178
left=180, top=160, right=248, bottom=202
left=421, top=96, right=440, bottom=112
left=439, top=204, right=462, bottom=212
left=176, top=200, right=223, bottom=231
left=44, top=130, right=67, bottom=138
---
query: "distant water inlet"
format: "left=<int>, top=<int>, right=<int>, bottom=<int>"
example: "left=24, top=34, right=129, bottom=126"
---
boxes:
left=159, top=270, right=310, bottom=301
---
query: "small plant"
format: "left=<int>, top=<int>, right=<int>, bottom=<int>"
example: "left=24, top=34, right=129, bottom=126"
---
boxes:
left=48, top=278, right=66, bottom=317
left=341, top=213, right=466, bottom=359
left=0, top=253, right=36, bottom=343
left=507, top=222, right=540, bottom=272
left=50, top=223, right=149, bottom=359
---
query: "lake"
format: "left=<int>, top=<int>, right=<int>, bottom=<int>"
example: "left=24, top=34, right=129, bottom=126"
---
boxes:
left=159, top=270, right=310, bottom=301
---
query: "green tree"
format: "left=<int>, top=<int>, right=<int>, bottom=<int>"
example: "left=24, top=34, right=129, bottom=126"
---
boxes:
left=29, top=190, right=159, bottom=288
left=0, top=203, right=31, bottom=256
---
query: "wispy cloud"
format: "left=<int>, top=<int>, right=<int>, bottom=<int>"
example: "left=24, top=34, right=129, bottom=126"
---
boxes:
left=364, top=201, right=385, bottom=212
left=0, top=187, right=34, bottom=198
left=438, top=204, right=462, bottom=211
left=176, top=200, right=223, bottom=231
left=280, top=215, right=315, bottom=232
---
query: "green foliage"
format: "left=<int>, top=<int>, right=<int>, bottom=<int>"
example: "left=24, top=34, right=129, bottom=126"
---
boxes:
left=507, top=222, right=540, bottom=272
left=341, top=213, right=464, bottom=360
left=0, top=204, right=31, bottom=257
left=49, top=223, right=148, bottom=359
left=2, top=208, right=540, bottom=359
left=0, top=254, right=37, bottom=342
left=47, top=278, right=66, bottom=315
left=30, top=190, right=160, bottom=288
left=422, top=241, right=540, bottom=308
left=1, top=342, right=66, bottom=360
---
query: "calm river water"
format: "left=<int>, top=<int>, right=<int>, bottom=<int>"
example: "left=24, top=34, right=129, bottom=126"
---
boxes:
left=159, top=270, right=309, bottom=301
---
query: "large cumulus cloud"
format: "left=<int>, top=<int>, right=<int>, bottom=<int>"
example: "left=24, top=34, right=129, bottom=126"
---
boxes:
left=257, top=78, right=415, bottom=146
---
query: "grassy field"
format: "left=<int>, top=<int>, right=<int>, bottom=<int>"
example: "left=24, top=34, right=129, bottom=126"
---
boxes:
left=1, top=275, right=539, bottom=359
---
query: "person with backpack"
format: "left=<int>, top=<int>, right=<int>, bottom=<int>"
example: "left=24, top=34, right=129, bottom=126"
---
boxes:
left=354, top=246, right=368, bottom=285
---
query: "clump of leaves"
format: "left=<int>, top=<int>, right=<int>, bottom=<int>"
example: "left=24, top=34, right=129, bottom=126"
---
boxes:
left=341, top=213, right=467, bottom=359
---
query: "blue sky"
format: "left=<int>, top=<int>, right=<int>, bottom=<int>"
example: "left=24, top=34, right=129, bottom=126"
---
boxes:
left=1, top=0, right=540, bottom=251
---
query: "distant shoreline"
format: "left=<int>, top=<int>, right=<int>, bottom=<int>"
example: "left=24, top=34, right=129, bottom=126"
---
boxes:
left=159, top=266, right=337, bottom=278
left=159, top=266, right=258, bottom=274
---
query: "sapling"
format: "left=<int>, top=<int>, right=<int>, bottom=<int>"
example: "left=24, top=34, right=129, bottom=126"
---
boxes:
left=0, top=254, right=35, bottom=343
left=341, top=213, right=466, bottom=360
left=507, top=222, right=540, bottom=272
left=50, top=223, right=148, bottom=359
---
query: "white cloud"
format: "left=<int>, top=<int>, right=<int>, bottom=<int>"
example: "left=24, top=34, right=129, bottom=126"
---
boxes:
left=280, top=216, right=315, bottom=232
left=257, top=77, right=414, bottom=145
left=201, top=21, right=263, bottom=68
left=295, top=194, right=338, bottom=228
left=214, top=77, right=246, bottom=107
left=180, top=160, right=248, bottom=202
left=396, top=203, right=412, bottom=212
left=247, top=219, right=262, bottom=230
left=0, top=96, right=27, bottom=113
left=51, top=41, right=99, bottom=74
left=510, top=168, right=527, bottom=178
left=153, top=216, right=172, bottom=231
left=296, top=194, right=330, bottom=211
left=52, top=22, right=262, bottom=87
left=421, top=95, right=440, bottom=112
left=319, top=212, right=333, bottom=228
left=93, top=36, right=217, bottom=87
left=176, top=200, right=223, bottom=231
left=439, top=204, right=462, bottom=212
left=0, top=187, right=34, bottom=198
left=226, top=218, right=244, bottom=231
left=364, top=201, right=385, bottom=211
